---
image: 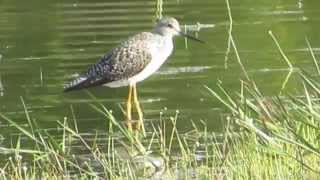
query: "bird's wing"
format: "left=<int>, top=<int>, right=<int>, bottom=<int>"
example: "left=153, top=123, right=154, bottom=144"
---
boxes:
left=64, top=34, right=153, bottom=92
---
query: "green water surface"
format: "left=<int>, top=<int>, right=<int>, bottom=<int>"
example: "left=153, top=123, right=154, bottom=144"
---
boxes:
left=0, top=0, right=319, bottom=139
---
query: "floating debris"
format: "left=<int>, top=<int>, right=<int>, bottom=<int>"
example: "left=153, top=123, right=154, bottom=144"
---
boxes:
left=185, top=22, right=215, bottom=32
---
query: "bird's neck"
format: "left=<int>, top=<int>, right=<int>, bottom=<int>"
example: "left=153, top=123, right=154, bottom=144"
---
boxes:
left=153, top=28, right=174, bottom=39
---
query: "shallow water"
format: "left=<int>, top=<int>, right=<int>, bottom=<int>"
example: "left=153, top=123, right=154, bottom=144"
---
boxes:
left=0, top=0, right=319, bottom=144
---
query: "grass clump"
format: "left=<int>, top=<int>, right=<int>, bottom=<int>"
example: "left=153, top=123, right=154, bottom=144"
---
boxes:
left=205, top=75, right=320, bottom=179
left=0, top=72, right=320, bottom=179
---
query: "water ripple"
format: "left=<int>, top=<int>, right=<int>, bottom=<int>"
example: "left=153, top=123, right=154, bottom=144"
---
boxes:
left=157, top=66, right=213, bottom=75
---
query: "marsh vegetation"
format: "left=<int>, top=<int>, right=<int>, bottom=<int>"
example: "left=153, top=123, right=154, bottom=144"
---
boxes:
left=1, top=0, right=320, bottom=179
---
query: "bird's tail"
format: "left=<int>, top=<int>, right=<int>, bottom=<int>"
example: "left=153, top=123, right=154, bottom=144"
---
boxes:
left=64, top=76, right=91, bottom=92
left=64, top=74, right=107, bottom=92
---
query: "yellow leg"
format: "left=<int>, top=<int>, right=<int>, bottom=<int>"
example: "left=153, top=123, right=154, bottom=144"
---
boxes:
left=132, top=84, right=146, bottom=136
left=126, top=85, right=133, bottom=132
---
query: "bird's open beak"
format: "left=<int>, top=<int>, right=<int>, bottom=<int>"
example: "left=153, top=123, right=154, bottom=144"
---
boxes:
left=179, top=31, right=205, bottom=43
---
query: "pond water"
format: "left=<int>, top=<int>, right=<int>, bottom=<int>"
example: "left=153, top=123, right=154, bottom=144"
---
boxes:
left=0, top=0, right=319, bottom=142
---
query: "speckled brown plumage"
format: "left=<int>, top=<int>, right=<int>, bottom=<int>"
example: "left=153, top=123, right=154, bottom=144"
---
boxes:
left=64, top=32, right=154, bottom=92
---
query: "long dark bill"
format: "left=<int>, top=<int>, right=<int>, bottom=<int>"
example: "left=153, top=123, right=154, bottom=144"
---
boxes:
left=180, top=32, right=205, bottom=43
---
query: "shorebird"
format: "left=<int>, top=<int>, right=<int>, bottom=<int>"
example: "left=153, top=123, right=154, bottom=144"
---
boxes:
left=64, top=17, right=204, bottom=133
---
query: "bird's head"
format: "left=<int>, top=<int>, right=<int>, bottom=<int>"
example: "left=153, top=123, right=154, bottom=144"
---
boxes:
left=154, top=17, right=204, bottom=43
left=154, top=17, right=181, bottom=37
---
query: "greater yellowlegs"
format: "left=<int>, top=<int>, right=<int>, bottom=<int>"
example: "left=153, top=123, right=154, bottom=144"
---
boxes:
left=64, top=17, right=203, bottom=133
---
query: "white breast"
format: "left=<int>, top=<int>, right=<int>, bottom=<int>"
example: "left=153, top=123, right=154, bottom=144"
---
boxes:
left=128, top=37, right=173, bottom=85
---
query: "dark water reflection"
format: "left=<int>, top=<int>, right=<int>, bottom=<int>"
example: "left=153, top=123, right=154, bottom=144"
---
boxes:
left=0, top=0, right=319, bottom=143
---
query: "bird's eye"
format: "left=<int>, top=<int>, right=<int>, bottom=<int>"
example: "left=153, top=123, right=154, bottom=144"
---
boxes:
left=167, top=24, right=173, bottom=28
